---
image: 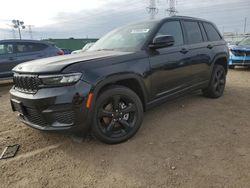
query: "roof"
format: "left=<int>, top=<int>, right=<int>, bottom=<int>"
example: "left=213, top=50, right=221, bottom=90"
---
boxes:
left=128, top=16, right=212, bottom=26
left=161, top=15, right=211, bottom=23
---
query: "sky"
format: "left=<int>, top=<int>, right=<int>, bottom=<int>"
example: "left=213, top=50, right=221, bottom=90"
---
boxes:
left=0, top=0, right=249, bottom=40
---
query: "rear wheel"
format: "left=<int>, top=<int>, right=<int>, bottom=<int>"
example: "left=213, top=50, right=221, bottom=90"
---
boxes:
left=92, top=86, right=143, bottom=144
left=202, top=64, right=226, bottom=98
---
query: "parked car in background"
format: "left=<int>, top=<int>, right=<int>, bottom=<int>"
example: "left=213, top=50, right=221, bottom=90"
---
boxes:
left=228, top=37, right=250, bottom=69
left=10, top=16, right=228, bottom=144
left=0, top=39, right=64, bottom=79
left=71, top=42, right=95, bottom=54
left=61, top=48, right=72, bottom=55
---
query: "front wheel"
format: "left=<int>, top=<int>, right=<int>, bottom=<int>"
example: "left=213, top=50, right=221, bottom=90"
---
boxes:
left=92, top=86, right=143, bottom=144
left=202, top=64, right=226, bottom=98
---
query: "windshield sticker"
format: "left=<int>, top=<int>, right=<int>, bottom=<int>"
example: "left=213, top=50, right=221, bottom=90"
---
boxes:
left=131, top=29, right=150, bottom=34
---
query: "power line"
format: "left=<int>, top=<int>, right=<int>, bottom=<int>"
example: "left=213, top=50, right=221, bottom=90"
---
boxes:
left=166, top=0, right=178, bottom=16
left=146, top=0, right=158, bottom=20
left=26, top=25, right=34, bottom=39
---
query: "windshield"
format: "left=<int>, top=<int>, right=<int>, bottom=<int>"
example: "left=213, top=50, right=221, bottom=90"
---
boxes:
left=238, top=37, right=250, bottom=45
left=88, top=22, right=157, bottom=52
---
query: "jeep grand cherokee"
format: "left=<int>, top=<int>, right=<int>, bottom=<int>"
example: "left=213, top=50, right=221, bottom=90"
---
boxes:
left=10, top=16, right=229, bottom=144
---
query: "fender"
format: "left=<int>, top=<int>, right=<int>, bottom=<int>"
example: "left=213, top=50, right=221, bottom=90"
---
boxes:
left=89, top=73, right=149, bottom=109
left=210, top=52, right=229, bottom=74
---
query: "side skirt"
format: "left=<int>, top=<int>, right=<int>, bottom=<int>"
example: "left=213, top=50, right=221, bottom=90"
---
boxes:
left=145, top=80, right=209, bottom=111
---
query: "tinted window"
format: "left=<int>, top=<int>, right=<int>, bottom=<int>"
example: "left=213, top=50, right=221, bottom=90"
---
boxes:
left=16, top=42, right=47, bottom=53
left=31, top=43, right=48, bottom=51
left=183, top=21, right=203, bottom=44
left=0, top=43, right=14, bottom=55
left=156, top=21, right=184, bottom=46
left=203, top=23, right=222, bottom=41
left=199, top=22, right=208, bottom=41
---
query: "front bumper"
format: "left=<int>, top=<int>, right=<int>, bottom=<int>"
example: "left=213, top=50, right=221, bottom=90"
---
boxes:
left=10, top=80, right=92, bottom=133
left=229, top=53, right=250, bottom=65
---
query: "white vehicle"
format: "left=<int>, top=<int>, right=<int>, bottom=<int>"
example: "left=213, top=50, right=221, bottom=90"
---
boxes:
left=71, top=42, right=95, bottom=54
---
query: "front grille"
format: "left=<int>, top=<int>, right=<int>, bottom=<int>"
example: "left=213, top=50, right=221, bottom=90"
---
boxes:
left=54, top=111, right=75, bottom=124
left=25, top=107, right=48, bottom=127
left=13, top=74, right=41, bottom=93
left=231, top=50, right=250, bottom=57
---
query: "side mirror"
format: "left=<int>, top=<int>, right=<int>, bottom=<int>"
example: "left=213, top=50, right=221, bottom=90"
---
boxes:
left=149, top=35, right=175, bottom=49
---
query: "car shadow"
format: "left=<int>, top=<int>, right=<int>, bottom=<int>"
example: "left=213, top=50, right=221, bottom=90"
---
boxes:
left=231, top=67, right=250, bottom=72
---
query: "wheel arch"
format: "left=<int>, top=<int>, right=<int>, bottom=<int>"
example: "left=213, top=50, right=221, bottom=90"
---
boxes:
left=212, top=55, right=229, bottom=74
left=91, top=74, right=148, bottom=111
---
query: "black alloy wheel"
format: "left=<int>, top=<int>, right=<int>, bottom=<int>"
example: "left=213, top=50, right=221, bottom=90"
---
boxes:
left=202, top=64, right=226, bottom=98
left=92, top=86, right=143, bottom=144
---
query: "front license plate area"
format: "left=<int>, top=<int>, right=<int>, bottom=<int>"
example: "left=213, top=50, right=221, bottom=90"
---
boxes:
left=11, top=99, right=25, bottom=115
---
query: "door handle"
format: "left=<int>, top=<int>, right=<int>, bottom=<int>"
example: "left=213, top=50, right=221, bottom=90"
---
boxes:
left=8, top=57, right=16, bottom=61
left=180, top=48, right=189, bottom=54
left=207, top=44, right=213, bottom=49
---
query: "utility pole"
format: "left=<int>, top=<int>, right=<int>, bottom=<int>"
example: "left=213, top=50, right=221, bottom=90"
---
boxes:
left=12, top=20, right=25, bottom=40
left=27, top=25, right=34, bottom=39
left=243, top=17, right=247, bottom=34
left=166, top=0, right=178, bottom=16
left=12, top=28, right=16, bottom=39
left=146, top=0, right=158, bottom=20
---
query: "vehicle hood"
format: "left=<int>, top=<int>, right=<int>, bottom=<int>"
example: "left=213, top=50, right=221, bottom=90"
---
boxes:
left=13, top=50, right=134, bottom=74
left=229, top=45, right=250, bottom=51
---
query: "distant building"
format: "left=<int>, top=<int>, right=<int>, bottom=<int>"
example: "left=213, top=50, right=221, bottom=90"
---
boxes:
left=44, top=38, right=98, bottom=51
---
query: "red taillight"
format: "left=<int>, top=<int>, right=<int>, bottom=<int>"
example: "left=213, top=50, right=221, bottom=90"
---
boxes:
left=57, top=50, right=64, bottom=55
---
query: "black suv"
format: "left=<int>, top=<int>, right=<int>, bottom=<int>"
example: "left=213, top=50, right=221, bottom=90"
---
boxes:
left=10, top=16, right=229, bottom=144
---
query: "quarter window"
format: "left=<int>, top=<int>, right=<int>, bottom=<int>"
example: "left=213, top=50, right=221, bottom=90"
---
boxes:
left=156, top=21, right=184, bottom=46
left=16, top=43, right=47, bottom=53
left=183, top=21, right=203, bottom=44
left=203, top=23, right=222, bottom=41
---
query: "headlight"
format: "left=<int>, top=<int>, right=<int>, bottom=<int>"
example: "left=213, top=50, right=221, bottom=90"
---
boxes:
left=39, top=73, right=82, bottom=86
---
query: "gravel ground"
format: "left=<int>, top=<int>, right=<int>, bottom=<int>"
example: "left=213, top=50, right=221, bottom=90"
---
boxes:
left=0, top=68, right=250, bottom=188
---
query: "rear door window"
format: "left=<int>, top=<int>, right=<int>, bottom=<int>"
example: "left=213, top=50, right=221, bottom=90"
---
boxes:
left=203, top=23, right=222, bottom=41
left=183, top=21, right=203, bottom=44
left=199, top=22, right=208, bottom=41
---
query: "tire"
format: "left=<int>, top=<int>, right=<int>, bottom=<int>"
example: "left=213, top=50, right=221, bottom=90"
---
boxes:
left=92, top=86, right=143, bottom=144
left=229, top=65, right=235, bottom=69
left=202, top=64, right=226, bottom=98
